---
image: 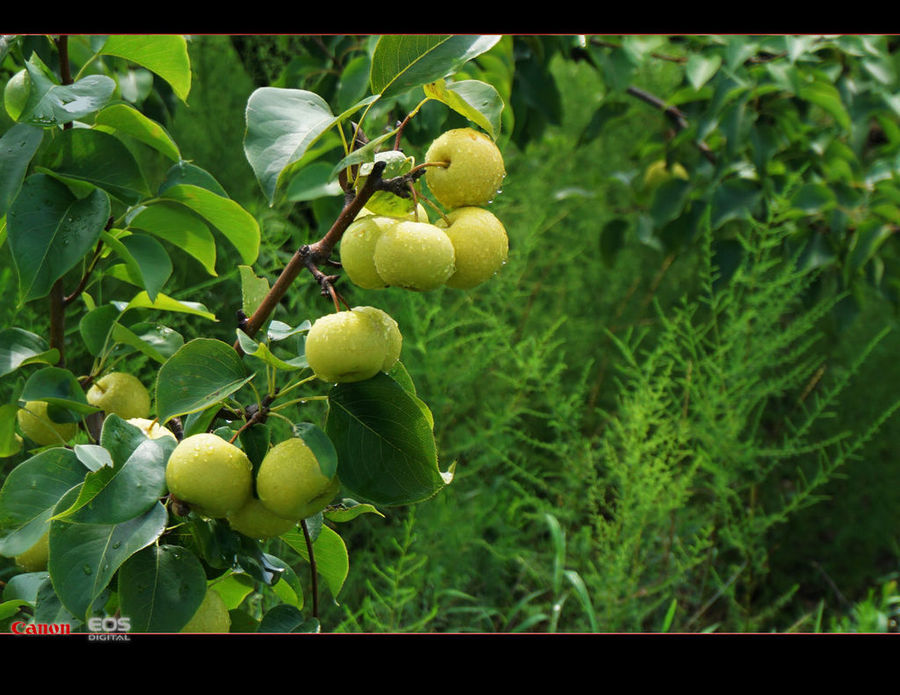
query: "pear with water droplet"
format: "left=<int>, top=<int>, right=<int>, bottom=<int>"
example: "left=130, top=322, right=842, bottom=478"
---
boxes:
left=425, top=128, right=505, bottom=209
left=305, top=307, right=397, bottom=383
left=373, top=220, right=456, bottom=291
left=165, top=433, right=252, bottom=518
left=256, top=438, right=340, bottom=522
left=436, top=207, right=509, bottom=289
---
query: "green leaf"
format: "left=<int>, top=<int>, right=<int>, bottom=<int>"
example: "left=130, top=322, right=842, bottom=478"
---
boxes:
left=38, top=128, right=149, bottom=204
left=155, top=338, right=254, bottom=424
left=111, top=322, right=184, bottom=365
left=118, top=544, right=207, bottom=633
left=790, top=182, right=837, bottom=215
left=256, top=604, right=309, bottom=633
left=116, top=291, right=217, bottom=322
left=128, top=203, right=218, bottom=277
left=326, top=372, right=452, bottom=506
left=6, top=174, right=110, bottom=303
left=53, top=436, right=174, bottom=525
left=0, top=123, right=43, bottom=217
left=686, top=53, right=722, bottom=91
left=0, top=404, right=22, bottom=458
left=101, top=231, right=172, bottom=302
left=798, top=80, right=851, bottom=130
left=243, top=87, right=341, bottom=204
left=238, top=266, right=270, bottom=320
left=93, top=103, right=181, bottom=161
left=370, top=35, right=501, bottom=99
left=292, top=422, right=338, bottom=479
left=423, top=79, right=504, bottom=139
left=650, top=179, right=692, bottom=227
left=158, top=162, right=228, bottom=198
left=847, top=222, right=894, bottom=278
left=159, top=184, right=259, bottom=265
left=20, top=56, right=115, bottom=127
left=236, top=330, right=307, bottom=372
left=21, top=366, right=97, bottom=415
left=100, top=35, right=191, bottom=101
left=0, top=448, right=87, bottom=557
left=600, top=218, right=628, bottom=267
left=282, top=523, right=349, bottom=599
left=709, top=179, right=762, bottom=229
left=0, top=328, right=59, bottom=377
left=78, top=304, right=119, bottom=357
left=48, top=496, right=168, bottom=620
left=324, top=499, right=385, bottom=523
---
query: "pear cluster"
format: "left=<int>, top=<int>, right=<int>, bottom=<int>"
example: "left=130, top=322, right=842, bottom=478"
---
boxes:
left=165, top=432, right=340, bottom=540
left=340, top=127, right=509, bottom=293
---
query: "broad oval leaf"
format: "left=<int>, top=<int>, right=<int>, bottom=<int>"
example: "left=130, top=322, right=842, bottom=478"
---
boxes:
left=48, top=496, right=168, bottom=620
left=21, top=56, right=115, bottom=126
left=93, top=103, right=181, bottom=161
left=370, top=35, right=501, bottom=99
left=423, top=79, right=504, bottom=139
left=0, top=327, right=59, bottom=377
left=325, top=372, right=452, bottom=506
left=158, top=184, right=259, bottom=265
left=281, top=523, right=349, bottom=599
left=100, top=35, right=191, bottom=101
left=101, top=230, right=173, bottom=302
left=128, top=202, right=218, bottom=277
left=38, top=128, right=149, bottom=204
left=0, top=123, right=43, bottom=217
left=7, top=174, right=110, bottom=303
left=0, top=448, right=87, bottom=556
left=155, top=338, right=254, bottom=424
left=118, top=544, right=207, bottom=633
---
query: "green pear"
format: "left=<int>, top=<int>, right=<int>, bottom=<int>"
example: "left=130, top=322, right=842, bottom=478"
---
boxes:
left=351, top=305, right=402, bottom=371
left=17, top=401, right=77, bottom=446
left=436, top=207, right=509, bottom=289
left=425, top=128, right=506, bottom=209
left=228, top=497, right=298, bottom=539
left=305, top=309, right=389, bottom=383
left=165, top=433, right=253, bottom=518
left=87, top=372, right=151, bottom=420
left=373, top=220, right=456, bottom=291
left=181, top=588, right=231, bottom=633
left=14, top=531, right=49, bottom=572
left=256, top=437, right=340, bottom=521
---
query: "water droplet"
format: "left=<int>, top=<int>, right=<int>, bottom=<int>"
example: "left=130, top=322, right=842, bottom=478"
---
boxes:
left=82, top=565, right=93, bottom=575
left=112, top=541, right=121, bottom=549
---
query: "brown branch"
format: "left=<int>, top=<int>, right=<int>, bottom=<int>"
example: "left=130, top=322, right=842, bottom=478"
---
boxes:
left=626, top=85, right=717, bottom=165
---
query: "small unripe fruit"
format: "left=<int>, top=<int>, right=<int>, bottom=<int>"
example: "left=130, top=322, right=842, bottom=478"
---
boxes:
left=373, top=221, right=456, bottom=291
left=14, top=531, right=49, bottom=572
left=87, top=372, right=151, bottom=420
left=165, top=433, right=253, bottom=518
left=127, top=417, right=176, bottom=440
left=4, top=69, right=30, bottom=121
left=256, top=438, right=340, bottom=521
left=425, top=128, right=506, bottom=209
left=305, top=309, right=388, bottom=383
left=352, top=306, right=402, bottom=371
left=436, top=207, right=509, bottom=289
left=181, top=588, right=231, bottom=633
left=17, top=401, right=77, bottom=446
left=643, top=159, right=689, bottom=190
left=228, top=497, right=298, bottom=539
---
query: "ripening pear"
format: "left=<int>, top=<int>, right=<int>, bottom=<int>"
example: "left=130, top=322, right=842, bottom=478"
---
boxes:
left=17, top=401, right=77, bottom=446
left=165, top=433, right=253, bottom=518
left=373, top=220, right=456, bottom=291
left=305, top=308, right=391, bottom=383
left=340, top=215, right=398, bottom=289
left=14, top=530, right=49, bottom=572
left=87, top=372, right=151, bottom=420
left=228, top=497, right=298, bottom=539
left=436, top=207, right=509, bottom=289
left=256, top=438, right=340, bottom=522
left=643, top=159, right=689, bottom=190
left=181, top=588, right=231, bottom=633
left=425, top=128, right=506, bottom=209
